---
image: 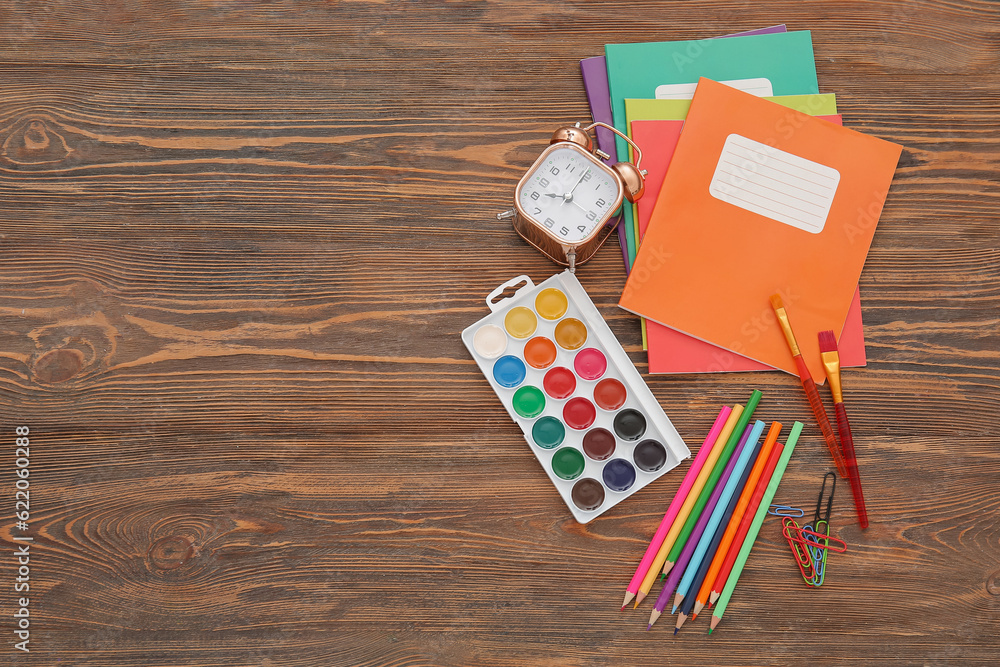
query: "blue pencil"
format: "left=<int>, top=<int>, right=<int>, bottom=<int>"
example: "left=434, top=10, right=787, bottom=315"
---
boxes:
left=673, top=427, right=767, bottom=632
left=648, top=420, right=764, bottom=629
left=672, top=420, right=765, bottom=614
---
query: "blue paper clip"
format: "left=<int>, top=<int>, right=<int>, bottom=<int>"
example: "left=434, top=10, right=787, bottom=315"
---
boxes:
left=810, top=521, right=831, bottom=586
left=807, top=473, right=836, bottom=587
left=768, top=504, right=805, bottom=517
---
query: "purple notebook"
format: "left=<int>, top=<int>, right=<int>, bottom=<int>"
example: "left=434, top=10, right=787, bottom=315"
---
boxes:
left=579, top=25, right=787, bottom=272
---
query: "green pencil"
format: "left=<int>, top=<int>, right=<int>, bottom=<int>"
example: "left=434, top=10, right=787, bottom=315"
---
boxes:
left=709, top=421, right=803, bottom=634
left=661, top=390, right=762, bottom=577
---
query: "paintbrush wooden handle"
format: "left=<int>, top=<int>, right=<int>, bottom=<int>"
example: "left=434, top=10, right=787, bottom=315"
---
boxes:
left=834, top=401, right=868, bottom=529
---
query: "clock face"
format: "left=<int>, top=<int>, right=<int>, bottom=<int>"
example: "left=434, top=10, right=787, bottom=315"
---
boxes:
left=517, top=145, right=622, bottom=244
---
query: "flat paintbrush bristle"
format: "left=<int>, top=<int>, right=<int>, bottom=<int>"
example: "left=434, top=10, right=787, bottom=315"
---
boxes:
left=769, top=294, right=784, bottom=310
left=817, top=329, right=839, bottom=354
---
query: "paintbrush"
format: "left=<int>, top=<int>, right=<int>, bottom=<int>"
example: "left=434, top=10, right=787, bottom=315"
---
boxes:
left=818, top=330, right=869, bottom=529
left=769, top=295, right=847, bottom=478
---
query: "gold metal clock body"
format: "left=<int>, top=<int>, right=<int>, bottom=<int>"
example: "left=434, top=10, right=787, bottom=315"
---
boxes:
left=499, top=121, right=646, bottom=271
left=511, top=142, right=625, bottom=269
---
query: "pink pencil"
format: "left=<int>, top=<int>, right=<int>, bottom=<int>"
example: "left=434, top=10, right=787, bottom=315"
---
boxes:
left=621, top=405, right=732, bottom=609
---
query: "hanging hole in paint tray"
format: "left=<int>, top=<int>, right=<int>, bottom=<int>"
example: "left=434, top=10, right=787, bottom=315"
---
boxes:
left=490, top=279, right=529, bottom=306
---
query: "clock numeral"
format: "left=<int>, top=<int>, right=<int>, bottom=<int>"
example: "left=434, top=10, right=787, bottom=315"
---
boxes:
left=532, top=207, right=541, bottom=215
left=539, top=177, right=550, bottom=187
left=586, top=211, right=597, bottom=221
left=530, top=191, right=540, bottom=200
left=559, top=226, right=569, bottom=236
left=582, top=171, right=592, bottom=182
left=543, top=218, right=555, bottom=229
left=596, top=198, right=606, bottom=207
left=577, top=225, right=587, bottom=233
left=550, top=166, right=560, bottom=175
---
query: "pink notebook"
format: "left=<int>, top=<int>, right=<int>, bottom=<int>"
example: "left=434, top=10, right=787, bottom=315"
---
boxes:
left=630, top=117, right=868, bottom=374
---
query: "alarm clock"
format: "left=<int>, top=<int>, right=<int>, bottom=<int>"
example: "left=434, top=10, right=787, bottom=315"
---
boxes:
left=497, top=121, right=646, bottom=271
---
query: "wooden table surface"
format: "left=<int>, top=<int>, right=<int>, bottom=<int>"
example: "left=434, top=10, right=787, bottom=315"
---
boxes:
left=2, top=2, right=998, bottom=665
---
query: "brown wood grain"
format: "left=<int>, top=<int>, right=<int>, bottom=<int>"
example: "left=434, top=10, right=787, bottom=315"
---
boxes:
left=0, top=1, right=998, bottom=665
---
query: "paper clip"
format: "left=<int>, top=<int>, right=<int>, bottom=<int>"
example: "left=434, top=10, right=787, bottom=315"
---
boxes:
left=782, top=524, right=848, bottom=553
left=768, top=504, right=805, bottom=517
left=781, top=517, right=815, bottom=581
left=812, top=473, right=836, bottom=526
left=781, top=474, right=848, bottom=587
left=806, top=476, right=834, bottom=585
left=810, top=521, right=831, bottom=586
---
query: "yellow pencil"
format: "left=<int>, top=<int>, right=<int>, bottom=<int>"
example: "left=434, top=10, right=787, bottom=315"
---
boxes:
left=633, top=405, right=744, bottom=606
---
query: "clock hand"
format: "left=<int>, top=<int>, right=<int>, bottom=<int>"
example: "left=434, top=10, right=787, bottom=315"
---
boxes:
left=564, top=168, right=591, bottom=202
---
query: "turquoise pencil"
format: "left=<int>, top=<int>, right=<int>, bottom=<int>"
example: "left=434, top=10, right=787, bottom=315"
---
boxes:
left=671, top=420, right=765, bottom=613
left=709, top=421, right=803, bottom=634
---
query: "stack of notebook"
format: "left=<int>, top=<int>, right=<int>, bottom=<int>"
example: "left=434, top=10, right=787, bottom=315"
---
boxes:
left=580, top=28, right=901, bottom=380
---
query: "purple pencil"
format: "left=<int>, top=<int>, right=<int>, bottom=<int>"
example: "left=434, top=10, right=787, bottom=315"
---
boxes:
left=647, top=421, right=758, bottom=629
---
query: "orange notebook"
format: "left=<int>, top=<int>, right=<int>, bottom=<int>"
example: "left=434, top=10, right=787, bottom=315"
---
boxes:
left=631, top=116, right=868, bottom=374
left=620, top=79, right=901, bottom=380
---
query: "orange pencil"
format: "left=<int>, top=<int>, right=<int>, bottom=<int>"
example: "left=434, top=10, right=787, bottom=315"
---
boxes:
left=691, top=421, right=782, bottom=618
left=633, top=405, right=743, bottom=607
left=709, top=442, right=784, bottom=606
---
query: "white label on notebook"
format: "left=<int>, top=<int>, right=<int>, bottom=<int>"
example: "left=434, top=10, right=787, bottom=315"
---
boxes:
left=654, top=77, right=774, bottom=100
left=709, top=134, right=840, bottom=234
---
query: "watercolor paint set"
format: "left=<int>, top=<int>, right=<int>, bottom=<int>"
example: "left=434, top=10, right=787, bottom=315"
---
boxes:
left=462, top=270, right=689, bottom=522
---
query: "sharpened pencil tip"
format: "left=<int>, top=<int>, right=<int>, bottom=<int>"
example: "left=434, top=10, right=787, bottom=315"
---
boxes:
left=671, top=606, right=677, bottom=614
left=708, top=628, right=713, bottom=635
left=646, top=624, right=651, bottom=631
left=673, top=628, right=678, bottom=635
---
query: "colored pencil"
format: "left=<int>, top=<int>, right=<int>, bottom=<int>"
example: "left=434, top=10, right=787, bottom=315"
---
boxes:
left=674, top=609, right=689, bottom=634
left=818, top=329, right=868, bottom=529
left=684, top=424, right=769, bottom=620
left=661, top=390, right=762, bottom=577
left=648, top=420, right=763, bottom=629
left=709, top=442, right=785, bottom=606
left=621, top=406, right=732, bottom=609
left=710, top=421, right=803, bottom=634
left=675, top=561, right=702, bottom=633
left=633, top=404, right=743, bottom=606
left=693, top=421, right=783, bottom=617
left=672, top=421, right=766, bottom=614
left=769, top=295, right=847, bottom=478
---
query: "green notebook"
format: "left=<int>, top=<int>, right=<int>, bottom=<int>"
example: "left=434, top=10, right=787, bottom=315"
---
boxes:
left=605, top=31, right=821, bottom=264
